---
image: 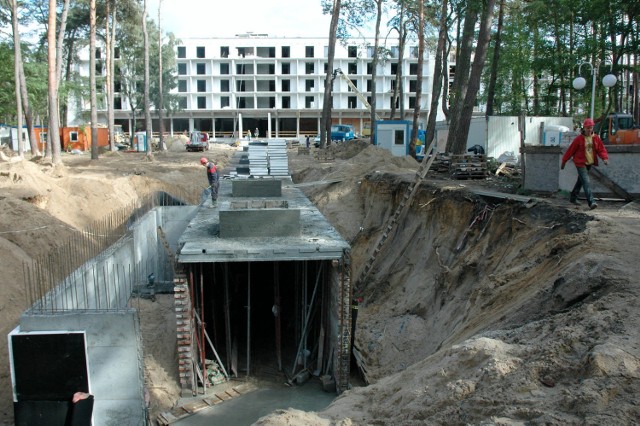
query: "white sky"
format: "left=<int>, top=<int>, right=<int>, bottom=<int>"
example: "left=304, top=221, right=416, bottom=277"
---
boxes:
left=147, top=0, right=334, bottom=38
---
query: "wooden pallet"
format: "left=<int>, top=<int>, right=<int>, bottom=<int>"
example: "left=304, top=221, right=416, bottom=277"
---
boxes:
left=450, top=154, right=488, bottom=179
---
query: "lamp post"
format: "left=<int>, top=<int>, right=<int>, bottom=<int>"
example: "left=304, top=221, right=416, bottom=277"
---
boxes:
left=572, top=61, right=617, bottom=119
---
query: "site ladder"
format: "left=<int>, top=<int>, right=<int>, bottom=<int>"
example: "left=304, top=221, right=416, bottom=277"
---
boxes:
left=354, top=140, right=437, bottom=291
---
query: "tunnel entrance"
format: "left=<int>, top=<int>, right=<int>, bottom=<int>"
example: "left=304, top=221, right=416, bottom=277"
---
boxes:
left=186, top=260, right=330, bottom=382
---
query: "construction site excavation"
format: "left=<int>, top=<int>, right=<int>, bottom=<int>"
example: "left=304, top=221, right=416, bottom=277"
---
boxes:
left=1, top=137, right=639, bottom=425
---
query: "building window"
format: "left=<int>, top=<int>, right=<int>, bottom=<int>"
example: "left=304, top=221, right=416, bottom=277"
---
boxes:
left=348, top=96, right=357, bottom=108
left=410, top=46, right=419, bottom=58
left=305, top=62, right=314, bottom=74
left=409, top=96, right=416, bottom=108
left=197, top=96, right=206, bottom=109
left=268, top=47, right=276, bottom=58
left=391, top=63, right=398, bottom=75
left=410, top=63, right=418, bottom=75
left=269, top=97, right=275, bottom=108
left=114, top=79, right=121, bottom=92
left=366, top=63, right=373, bottom=74
left=177, top=46, right=186, bottom=58
left=305, top=79, right=314, bottom=91
left=221, top=96, right=230, bottom=108
left=282, top=96, right=290, bottom=109
left=179, top=97, right=187, bottom=109
left=197, top=63, right=206, bottom=75
left=391, top=80, right=396, bottom=91
left=305, top=96, right=314, bottom=108
left=282, top=46, right=290, bottom=58
left=305, top=46, right=314, bottom=58
left=178, top=63, right=187, bottom=75
left=348, top=46, right=357, bottom=57
left=178, top=80, right=187, bottom=92
left=394, top=130, right=404, bottom=145
left=221, top=80, right=230, bottom=92
left=196, top=46, right=205, bottom=58
left=220, top=63, right=229, bottom=74
left=114, top=47, right=120, bottom=59
left=390, top=96, right=399, bottom=109
left=348, top=63, right=357, bottom=74
left=367, top=46, right=375, bottom=58
left=220, top=46, right=229, bottom=58
left=349, top=80, right=358, bottom=91
left=367, top=79, right=372, bottom=91
left=95, top=48, right=101, bottom=59
left=114, top=96, right=122, bottom=109
left=197, top=80, right=206, bottom=92
left=409, top=80, right=418, bottom=92
left=281, top=80, right=290, bottom=92
left=390, top=46, right=399, bottom=58
left=282, top=63, right=290, bottom=74
left=324, top=62, right=328, bottom=73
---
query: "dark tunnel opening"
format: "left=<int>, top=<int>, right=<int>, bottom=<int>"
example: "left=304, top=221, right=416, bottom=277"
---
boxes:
left=187, top=259, right=330, bottom=382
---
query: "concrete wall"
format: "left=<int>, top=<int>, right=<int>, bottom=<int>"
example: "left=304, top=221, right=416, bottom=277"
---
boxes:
left=13, top=205, right=198, bottom=425
left=524, top=145, right=640, bottom=196
left=16, top=311, right=146, bottom=426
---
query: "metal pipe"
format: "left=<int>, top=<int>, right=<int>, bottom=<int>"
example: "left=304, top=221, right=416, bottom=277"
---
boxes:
left=290, top=263, right=323, bottom=378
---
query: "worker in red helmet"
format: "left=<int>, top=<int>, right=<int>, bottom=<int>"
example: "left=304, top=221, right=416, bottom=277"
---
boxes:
left=561, top=117, right=609, bottom=210
left=200, top=157, right=219, bottom=206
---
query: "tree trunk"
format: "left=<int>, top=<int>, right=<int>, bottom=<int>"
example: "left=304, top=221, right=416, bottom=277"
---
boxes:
left=90, top=0, right=98, bottom=160
left=389, top=4, right=406, bottom=120
left=445, top=0, right=480, bottom=153
left=320, top=0, right=341, bottom=148
left=369, top=0, right=383, bottom=143
left=106, top=0, right=116, bottom=151
left=10, top=0, right=24, bottom=158
left=158, top=0, right=165, bottom=151
left=449, top=0, right=497, bottom=155
left=485, top=0, right=504, bottom=117
left=143, top=0, right=153, bottom=156
left=425, top=0, right=449, bottom=147
left=409, top=0, right=424, bottom=157
left=48, top=0, right=62, bottom=164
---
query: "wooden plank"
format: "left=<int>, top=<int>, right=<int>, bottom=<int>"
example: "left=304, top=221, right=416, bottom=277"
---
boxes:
left=590, top=167, right=633, bottom=201
left=182, top=399, right=209, bottom=413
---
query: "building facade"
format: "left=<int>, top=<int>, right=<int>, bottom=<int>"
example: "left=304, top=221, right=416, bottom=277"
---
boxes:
left=74, top=34, right=443, bottom=139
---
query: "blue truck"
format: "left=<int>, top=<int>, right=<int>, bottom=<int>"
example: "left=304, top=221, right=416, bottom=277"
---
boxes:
left=330, top=125, right=355, bottom=141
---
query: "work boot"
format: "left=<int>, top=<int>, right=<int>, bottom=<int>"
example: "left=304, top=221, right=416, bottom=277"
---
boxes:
left=569, top=198, right=580, bottom=205
left=589, top=202, right=598, bottom=210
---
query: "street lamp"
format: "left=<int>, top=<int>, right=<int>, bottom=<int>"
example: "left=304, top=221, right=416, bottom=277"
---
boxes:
left=572, top=61, right=617, bottom=119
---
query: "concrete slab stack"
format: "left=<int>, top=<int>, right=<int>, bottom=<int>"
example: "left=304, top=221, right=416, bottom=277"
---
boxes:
left=268, top=139, right=289, bottom=177
left=248, top=143, right=269, bottom=176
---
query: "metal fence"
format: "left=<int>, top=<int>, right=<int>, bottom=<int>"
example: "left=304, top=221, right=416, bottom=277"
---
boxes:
left=23, top=189, right=195, bottom=313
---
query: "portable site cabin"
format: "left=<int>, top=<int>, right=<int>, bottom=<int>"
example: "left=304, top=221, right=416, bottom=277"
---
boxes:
left=61, top=127, right=109, bottom=152
left=373, top=120, right=426, bottom=158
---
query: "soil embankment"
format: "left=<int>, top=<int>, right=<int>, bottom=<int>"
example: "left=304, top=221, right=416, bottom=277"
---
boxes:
left=1, top=141, right=639, bottom=425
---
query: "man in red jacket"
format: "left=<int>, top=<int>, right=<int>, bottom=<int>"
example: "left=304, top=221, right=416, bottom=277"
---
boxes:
left=561, top=118, right=609, bottom=209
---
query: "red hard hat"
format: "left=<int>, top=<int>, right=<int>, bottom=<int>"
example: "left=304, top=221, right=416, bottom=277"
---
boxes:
left=583, top=118, right=595, bottom=127
left=200, top=157, right=207, bottom=164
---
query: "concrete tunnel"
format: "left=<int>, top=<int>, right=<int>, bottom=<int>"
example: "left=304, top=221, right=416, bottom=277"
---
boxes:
left=176, top=175, right=353, bottom=395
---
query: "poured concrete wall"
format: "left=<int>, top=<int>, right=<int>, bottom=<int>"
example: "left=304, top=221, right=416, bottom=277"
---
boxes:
left=16, top=311, right=145, bottom=426
left=219, top=208, right=300, bottom=238
left=13, top=205, right=198, bottom=425
left=232, top=179, right=282, bottom=197
left=524, top=145, right=640, bottom=196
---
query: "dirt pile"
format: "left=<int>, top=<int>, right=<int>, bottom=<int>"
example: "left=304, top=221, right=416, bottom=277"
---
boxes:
left=0, top=142, right=639, bottom=425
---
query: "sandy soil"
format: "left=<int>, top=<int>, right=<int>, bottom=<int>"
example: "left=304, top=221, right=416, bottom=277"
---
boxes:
left=1, top=139, right=639, bottom=425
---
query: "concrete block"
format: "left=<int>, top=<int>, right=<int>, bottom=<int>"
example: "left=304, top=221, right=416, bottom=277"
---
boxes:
left=232, top=179, right=282, bottom=197
left=219, top=209, right=300, bottom=238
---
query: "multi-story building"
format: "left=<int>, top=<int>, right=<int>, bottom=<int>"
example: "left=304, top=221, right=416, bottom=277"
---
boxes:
left=75, top=33, right=444, bottom=138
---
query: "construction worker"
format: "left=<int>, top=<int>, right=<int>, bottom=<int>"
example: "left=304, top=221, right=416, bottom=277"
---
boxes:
left=201, top=157, right=219, bottom=206
left=561, top=117, right=609, bottom=210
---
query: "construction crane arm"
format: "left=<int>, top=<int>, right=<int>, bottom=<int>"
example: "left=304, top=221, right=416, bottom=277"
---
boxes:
left=332, top=68, right=381, bottom=121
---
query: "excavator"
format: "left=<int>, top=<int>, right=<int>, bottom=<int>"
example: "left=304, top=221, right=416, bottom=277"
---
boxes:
left=331, top=68, right=380, bottom=136
left=595, top=113, right=640, bottom=145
